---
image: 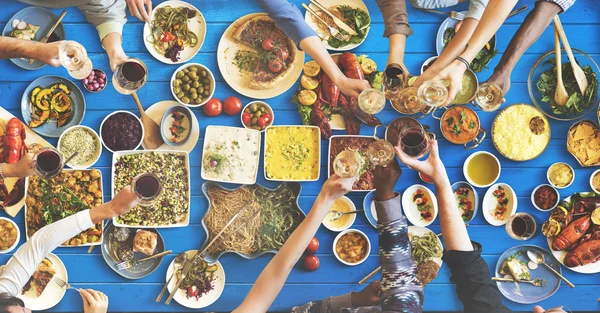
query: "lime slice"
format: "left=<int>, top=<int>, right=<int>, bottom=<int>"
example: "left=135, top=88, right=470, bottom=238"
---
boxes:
left=592, top=208, right=600, bottom=225
left=408, top=76, right=418, bottom=86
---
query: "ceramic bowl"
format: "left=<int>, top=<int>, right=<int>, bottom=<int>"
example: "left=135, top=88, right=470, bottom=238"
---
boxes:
left=332, top=229, right=370, bottom=266
left=58, top=125, right=102, bottom=169
left=99, top=110, right=144, bottom=153
left=160, top=105, right=194, bottom=146
left=322, top=196, right=356, bottom=232
left=0, top=217, right=20, bottom=254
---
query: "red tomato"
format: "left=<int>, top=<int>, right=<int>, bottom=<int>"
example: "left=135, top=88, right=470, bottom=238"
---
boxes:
left=305, top=237, right=319, bottom=254
left=268, top=59, right=283, bottom=73
left=223, top=96, right=242, bottom=115
left=242, top=113, right=251, bottom=125
left=161, top=32, right=175, bottom=42
left=203, top=98, right=222, bottom=117
left=187, top=286, right=198, bottom=297
left=257, top=116, right=267, bottom=128
left=261, top=113, right=271, bottom=124
left=275, top=47, right=289, bottom=61
left=303, top=255, right=320, bottom=271
left=262, top=38, right=274, bottom=51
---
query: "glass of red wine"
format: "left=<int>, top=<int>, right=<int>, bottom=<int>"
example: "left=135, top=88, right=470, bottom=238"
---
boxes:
left=398, top=125, right=432, bottom=159
left=33, top=148, right=64, bottom=180
left=505, top=213, right=536, bottom=240
left=112, top=58, right=148, bottom=95
left=131, top=173, right=162, bottom=206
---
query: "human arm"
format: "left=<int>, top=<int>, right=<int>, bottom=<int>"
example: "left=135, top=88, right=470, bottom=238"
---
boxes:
left=126, top=0, right=152, bottom=23
left=1, top=154, right=34, bottom=179
left=0, top=38, right=61, bottom=66
left=290, top=281, right=382, bottom=313
left=0, top=187, right=139, bottom=296
left=376, top=0, right=412, bottom=71
left=233, top=175, right=355, bottom=313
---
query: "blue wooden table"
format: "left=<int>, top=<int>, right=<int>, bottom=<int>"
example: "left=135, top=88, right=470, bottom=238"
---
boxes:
left=1, top=0, right=599, bottom=311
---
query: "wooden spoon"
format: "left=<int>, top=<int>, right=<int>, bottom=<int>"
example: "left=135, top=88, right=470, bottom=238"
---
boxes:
left=553, top=25, right=569, bottom=106
left=131, top=92, right=163, bottom=149
left=554, top=15, right=588, bottom=96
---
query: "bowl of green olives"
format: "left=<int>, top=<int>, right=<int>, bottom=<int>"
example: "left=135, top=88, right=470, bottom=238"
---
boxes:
left=241, top=101, right=274, bottom=132
left=170, top=63, right=215, bottom=107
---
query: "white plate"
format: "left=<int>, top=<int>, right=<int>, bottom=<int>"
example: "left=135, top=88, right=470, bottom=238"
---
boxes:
left=408, top=226, right=443, bottom=267
left=201, top=126, right=261, bottom=185
left=112, top=150, right=191, bottom=228
left=217, top=13, right=305, bottom=99
left=24, top=169, right=103, bottom=247
left=303, top=0, right=370, bottom=51
left=16, top=253, right=67, bottom=311
left=143, top=1, right=206, bottom=64
left=166, top=250, right=225, bottom=309
left=402, top=184, right=438, bottom=227
left=263, top=125, right=321, bottom=182
left=141, top=100, right=199, bottom=153
left=482, top=183, right=517, bottom=226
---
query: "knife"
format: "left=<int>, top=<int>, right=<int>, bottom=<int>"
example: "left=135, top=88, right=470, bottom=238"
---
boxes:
left=308, top=0, right=357, bottom=36
left=29, top=10, right=67, bottom=65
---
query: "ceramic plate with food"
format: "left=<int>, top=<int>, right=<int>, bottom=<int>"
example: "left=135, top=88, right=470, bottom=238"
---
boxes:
left=21, top=76, right=85, bottom=138
left=402, top=185, right=438, bottom=227
left=333, top=229, right=370, bottom=266
left=143, top=1, right=206, bottom=64
left=492, top=104, right=550, bottom=161
left=3, top=7, right=65, bottom=70
left=567, top=120, right=600, bottom=167
left=166, top=250, right=225, bottom=309
left=328, top=135, right=375, bottom=191
left=16, top=253, right=67, bottom=311
left=142, top=101, right=199, bottom=153
left=482, top=183, right=517, bottom=226
left=408, top=226, right=443, bottom=286
left=264, top=125, right=320, bottom=182
left=451, top=181, right=478, bottom=223
left=303, top=0, right=370, bottom=51
left=201, top=126, right=261, bottom=185
left=217, top=13, right=304, bottom=99
left=495, top=245, right=560, bottom=304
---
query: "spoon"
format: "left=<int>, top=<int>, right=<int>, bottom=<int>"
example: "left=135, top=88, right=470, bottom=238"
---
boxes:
left=64, top=151, right=79, bottom=165
left=132, top=92, right=163, bottom=149
left=554, top=16, right=588, bottom=96
left=526, top=249, right=574, bottom=288
left=328, top=209, right=364, bottom=221
left=553, top=25, right=569, bottom=106
left=155, top=252, right=188, bottom=302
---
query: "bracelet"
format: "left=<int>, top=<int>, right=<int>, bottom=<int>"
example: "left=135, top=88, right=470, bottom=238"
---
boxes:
left=455, top=56, right=471, bottom=70
left=0, top=163, right=5, bottom=180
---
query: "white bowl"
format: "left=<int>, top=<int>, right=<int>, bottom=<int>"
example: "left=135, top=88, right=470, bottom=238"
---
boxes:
left=170, top=63, right=215, bottom=107
left=322, top=196, right=356, bottom=232
left=241, top=101, right=275, bottom=132
left=463, top=151, right=501, bottom=188
left=482, top=183, right=517, bottom=226
left=58, top=125, right=102, bottom=169
left=531, top=184, right=559, bottom=212
left=547, top=162, right=575, bottom=189
left=402, top=184, right=438, bottom=227
left=332, top=229, right=370, bottom=266
left=421, top=56, right=438, bottom=74
left=590, top=169, right=600, bottom=193
left=0, top=217, right=20, bottom=254
left=99, top=111, right=144, bottom=154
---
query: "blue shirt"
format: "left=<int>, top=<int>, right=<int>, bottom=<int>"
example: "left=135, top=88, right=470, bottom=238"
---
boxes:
left=256, top=0, right=318, bottom=48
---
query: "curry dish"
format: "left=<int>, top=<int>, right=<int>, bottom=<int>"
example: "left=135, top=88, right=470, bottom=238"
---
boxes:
left=265, top=126, right=320, bottom=181
left=441, top=106, right=479, bottom=144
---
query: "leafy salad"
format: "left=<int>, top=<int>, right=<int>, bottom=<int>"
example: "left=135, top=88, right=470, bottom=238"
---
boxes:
left=312, top=5, right=370, bottom=49
left=443, top=27, right=497, bottom=73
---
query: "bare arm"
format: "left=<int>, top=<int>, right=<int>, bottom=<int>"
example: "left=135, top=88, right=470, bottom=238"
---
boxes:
left=0, top=37, right=61, bottom=66
left=102, top=32, right=128, bottom=71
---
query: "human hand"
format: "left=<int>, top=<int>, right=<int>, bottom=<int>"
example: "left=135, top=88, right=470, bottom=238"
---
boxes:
left=334, top=76, right=371, bottom=98
left=395, top=140, right=448, bottom=184
left=38, top=41, right=62, bottom=67
left=80, top=289, right=108, bottom=313
left=126, top=0, right=152, bottom=23
left=3, top=153, right=35, bottom=178
left=430, top=60, right=468, bottom=106
left=533, top=306, right=567, bottom=313
left=107, top=186, right=139, bottom=217
left=374, top=158, right=401, bottom=201
left=484, top=70, right=511, bottom=95
left=351, top=281, right=381, bottom=307
left=108, top=51, right=128, bottom=72
left=319, top=174, right=355, bottom=203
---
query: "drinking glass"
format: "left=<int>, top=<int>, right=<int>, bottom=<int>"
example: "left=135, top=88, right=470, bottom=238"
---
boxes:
left=112, top=58, right=148, bottom=94
left=417, top=80, right=449, bottom=107
left=505, top=212, right=536, bottom=240
left=398, top=126, right=430, bottom=159
left=391, top=86, right=427, bottom=115
left=58, top=41, right=93, bottom=80
left=131, top=173, right=162, bottom=206
left=367, top=139, right=395, bottom=166
left=358, top=88, right=386, bottom=115
left=33, top=147, right=64, bottom=180
left=475, top=82, right=503, bottom=112
left=333, top=150, right=363, bottom=178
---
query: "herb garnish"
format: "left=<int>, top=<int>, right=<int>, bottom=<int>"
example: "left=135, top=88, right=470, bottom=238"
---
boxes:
left=326, top=6, right=370, bottom=49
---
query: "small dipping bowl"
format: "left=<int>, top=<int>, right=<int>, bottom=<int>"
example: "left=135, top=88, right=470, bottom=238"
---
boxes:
left=531, top=184, right=559, bottom=212
left=82, top=69, right=107, bottom=93
left=463, top=151, right=501, bottom=188
left=546, top=162, right=575, bottom=189
left=241, top=101, right=275, bottom=132
left=322, top=196, right=356, bottom=232
left=590, top=169, right=600, bottom=193
left=160, top=105, right=193, bottom=146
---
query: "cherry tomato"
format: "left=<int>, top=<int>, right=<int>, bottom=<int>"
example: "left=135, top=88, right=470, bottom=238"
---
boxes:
left=187, top=286, right=198, bottom=297
left=303, top=255, right=320, bottom=271
left=305, top=237, right=319, bottom=254
left=161, top=32, right=175, bottom=42
left=275, top=47, right=289, bottom=61
left=268, top=59, right=283, bottom=73
left=261, top=113, right=271, bottom=124
left=242, top=112, right=251, bottom=125
left=257, top=116, right=267, bottom=128
left=203, top=98, right=222, bottom=117
left=223, top=96, right=242, bottom=115
left=262, top=38, right=274, bottom=51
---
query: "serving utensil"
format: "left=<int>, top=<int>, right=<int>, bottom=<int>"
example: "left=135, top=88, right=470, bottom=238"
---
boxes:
left=302, top=3, right=349, bottom=42
left=328, top=209, right=364, bottom=222
left=117, top=250, right=172, bottom=271
left=553, top=16, right=588, bottom=96
left=64, top=151, right=79, bottom=165
left=156, top=252, right=188, bottom=302
left=553, top=25, right=569, bottom=106
left=507, top=6, right=529, bottom=18
left=492, top=276, right=546, bottom=287
left=53, top=276, right=78, bottom=291
left=417, top=8, right=464, bottom=20
left=526, top=249, right=574, bottom=288
left=29, top=10, right=67, bottom=65
left=132, top=92, right=163, bottom=149
left=308, top=0, right=357, bottom=35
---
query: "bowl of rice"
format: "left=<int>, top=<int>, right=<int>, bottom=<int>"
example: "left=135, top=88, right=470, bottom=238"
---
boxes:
left=58, top=125, right=102, bottom=169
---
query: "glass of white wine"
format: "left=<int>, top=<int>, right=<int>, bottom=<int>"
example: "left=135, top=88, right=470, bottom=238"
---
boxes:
left=358, top=88, right=386, bottom=115
left=333, top=150, right=363, bottom=178
left=418, top=80, right=449, bottom=108
left=475, top=82, right=503, bottom=112
left=367, top=139, right=395, bottom=166
left=58, top=41, right=93, bottom=80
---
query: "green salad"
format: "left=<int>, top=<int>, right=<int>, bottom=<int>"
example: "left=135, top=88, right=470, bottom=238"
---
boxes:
left=443, top=27, right=497, bottom=73
left=315, top=5, right=370, bottom=49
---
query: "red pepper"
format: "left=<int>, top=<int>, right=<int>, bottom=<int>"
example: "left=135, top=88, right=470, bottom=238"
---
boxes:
left=187, top=286, right=198, bottom=297
left=161, top=32, right=175, bottom=42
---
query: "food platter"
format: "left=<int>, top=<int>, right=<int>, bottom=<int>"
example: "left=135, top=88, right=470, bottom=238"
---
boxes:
left=143, top=0, right=206, bottom=64
left=566, top=120, right=600, bottom=167
left=303, top=0, right=370, bottom=51
left=2, top=7, right=65, bottom=70
left=402, top=185, right=438, bottom=227
left=165, top=250, right=225, bottom=309
left=408, top=226, right=443, bottom=286
left=21, top=76, right=86, bottom=138
left=141, top=100, right=199, bottom=153
left=16, top=253, right=67, bottom=311
left=217, top=13, right=304, bottom=99
left=328, top=135, right=375, bottom=191
left=494, top=245, right=560, bottom=304
left=451, top=181, right=479, bottom=223
left=482, top=183, right=517, bottom=226
left=263, top=125, right=321, bottom=182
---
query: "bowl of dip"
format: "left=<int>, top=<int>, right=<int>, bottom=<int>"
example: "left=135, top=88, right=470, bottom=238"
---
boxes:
left=160, top=105, right=193, bottom=146
left=58, top=125, right=102, bottom=169
left=590, top=169, right=600, bottom=193
left=547, top=162, right=574, bottom=189
left=531, top=184, right=559, bottom=212
left=323, top=196, right=356, bottom=232
left=463, top=151, right=501, bottom=188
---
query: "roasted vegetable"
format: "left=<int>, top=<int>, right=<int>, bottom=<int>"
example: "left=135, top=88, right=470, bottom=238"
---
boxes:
left=51, top=92, right=71, bottom=112
left=29, top=110, right=50, bottom=128
left=34, top=87, right=54, bottom=111
left=30, top=86, right=42, bottom=104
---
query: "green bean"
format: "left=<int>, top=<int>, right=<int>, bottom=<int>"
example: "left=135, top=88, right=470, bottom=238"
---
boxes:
left=409, top=232, right=442, bottom=264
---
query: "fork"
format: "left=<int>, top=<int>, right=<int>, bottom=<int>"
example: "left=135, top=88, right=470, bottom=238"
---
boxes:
left=53, top=276, right=79, bottom=291
left=417, top=8, right=465, bottom=20
left=302, top=3, right=350, bottom=42
left=492, top=277, right=546, bottom=287
left=116, top=250, right=172, bottom=271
